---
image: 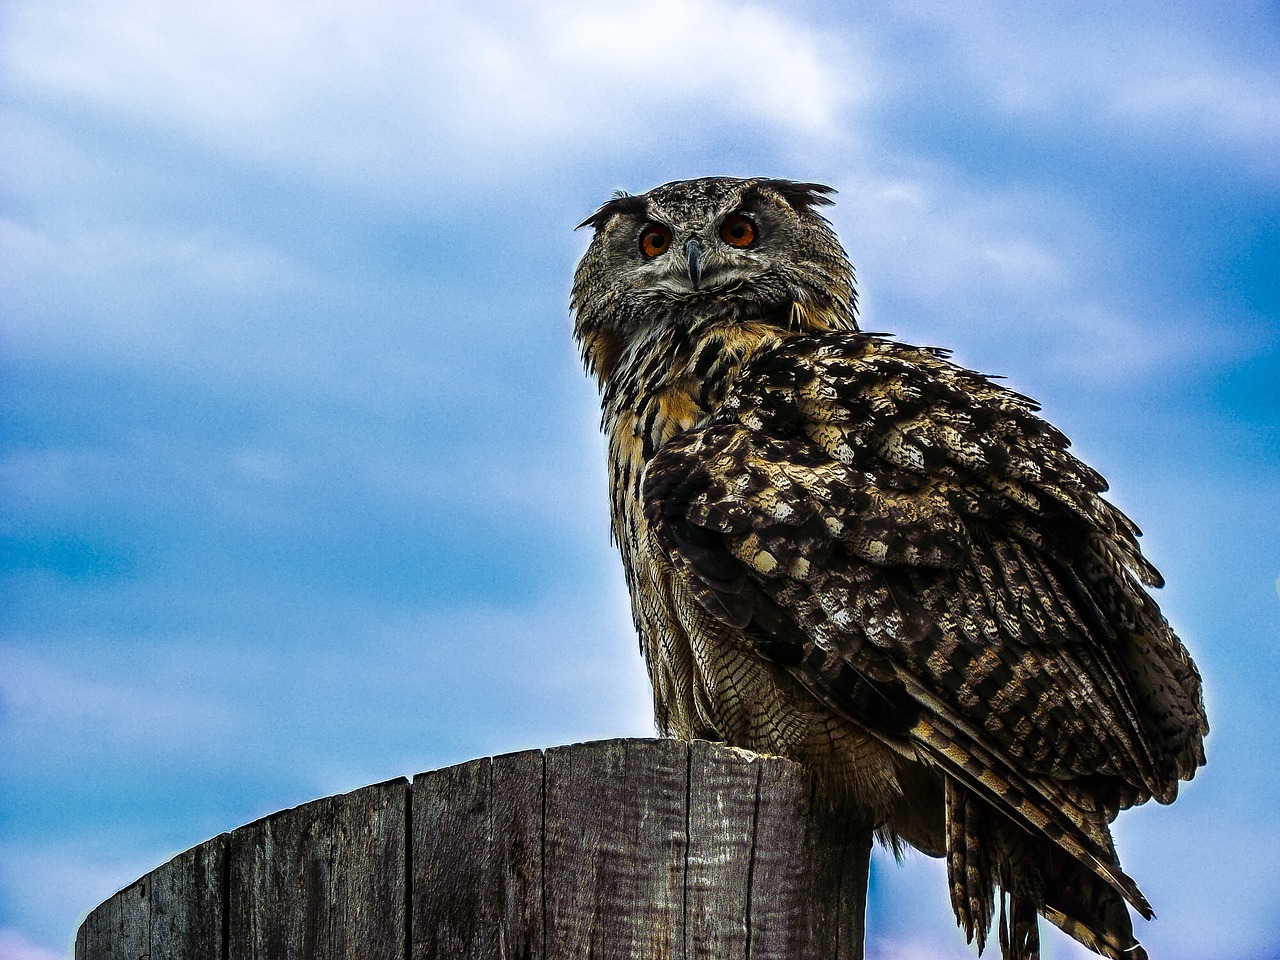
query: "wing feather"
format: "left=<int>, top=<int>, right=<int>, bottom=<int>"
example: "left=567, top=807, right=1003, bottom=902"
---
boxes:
left=643, top=331, right=1206, bottom=912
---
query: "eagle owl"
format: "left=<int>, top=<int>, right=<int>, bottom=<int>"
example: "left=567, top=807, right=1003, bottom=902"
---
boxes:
left=570, top=176, right=1206, bottom=960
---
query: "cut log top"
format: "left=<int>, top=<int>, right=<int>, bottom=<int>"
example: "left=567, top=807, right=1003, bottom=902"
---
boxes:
left=75, top=738, right=871, bottom=960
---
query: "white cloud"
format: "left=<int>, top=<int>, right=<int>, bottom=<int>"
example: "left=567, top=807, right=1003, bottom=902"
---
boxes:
left=0, top=582, right=650, bottom=781
left=544, top=0, right=861, bottom=134
left=3, top=4, right=1277, bottom=958
left=4, top=0, right=867, bottom=191
left=10, top=0, right=1261, bottom=390
left=836, top=173, right=1071, bottom=299
left=0, top=643, right=245, bottom=763
left=897, top=2, right=1280, bottom=176
left=824, top=168, right=1266, bottom=386
left=0, top=203, right=333, bottom=364
left=1113, top=68, right=1280, bottom=169
left=0, top=841, right=172, bottom=959
left=0, top=927, right=70, bottom=960
left=0, top=588, right=653, bottom=957
left=1047, top=302, right=1254, bottom=382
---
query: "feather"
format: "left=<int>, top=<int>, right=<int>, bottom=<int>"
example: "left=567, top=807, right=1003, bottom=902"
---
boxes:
left=572, top=176, right=1207, bottom=960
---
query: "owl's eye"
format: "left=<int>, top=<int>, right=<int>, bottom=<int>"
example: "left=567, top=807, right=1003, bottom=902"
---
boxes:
left=720, top=214, right=757, bottom=248
left=639, top=225, right=672, bottom=258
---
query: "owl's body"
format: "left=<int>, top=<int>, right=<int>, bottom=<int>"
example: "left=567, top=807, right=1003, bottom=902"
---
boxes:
left=571, top=177, right=1206, bottom=960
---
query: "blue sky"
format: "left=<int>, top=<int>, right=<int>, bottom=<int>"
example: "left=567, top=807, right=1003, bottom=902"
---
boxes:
left=2, top=1, right=1278, bottom=957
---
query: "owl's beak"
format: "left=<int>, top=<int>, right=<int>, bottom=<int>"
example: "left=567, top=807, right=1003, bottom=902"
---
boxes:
left=684, top=238, right=703, bottom=289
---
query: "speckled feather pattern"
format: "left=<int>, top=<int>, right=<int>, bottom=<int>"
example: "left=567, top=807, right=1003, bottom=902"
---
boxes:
left=572, top=177, right=1207, bottom=960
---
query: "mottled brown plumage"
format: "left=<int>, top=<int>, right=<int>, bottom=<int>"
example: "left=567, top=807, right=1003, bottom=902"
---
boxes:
left=571, top=176, right=1207, bottom=960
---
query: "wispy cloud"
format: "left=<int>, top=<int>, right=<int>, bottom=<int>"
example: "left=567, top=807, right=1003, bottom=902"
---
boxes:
left=0, top=928, right=67, bottom=960
left=1, top=591, right=653, bottom=948
left=829, top=170, right=1262, bottom=386
left=3, top=2, right=1277, bottom=959
left=896, top=1, right=1280, bottom=176
left=5, top=0, right=865, bottom=189
left=1, top=214, right=327, bottom=362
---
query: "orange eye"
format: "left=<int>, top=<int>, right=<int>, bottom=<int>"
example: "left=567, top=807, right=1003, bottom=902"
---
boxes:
left=639, top=225, right=672, bottom=258
left=720, top=214, right=756, bottom=247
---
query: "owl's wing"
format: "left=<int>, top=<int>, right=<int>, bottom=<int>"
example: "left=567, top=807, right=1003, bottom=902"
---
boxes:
left=642, top=332, right=1206, bottom=915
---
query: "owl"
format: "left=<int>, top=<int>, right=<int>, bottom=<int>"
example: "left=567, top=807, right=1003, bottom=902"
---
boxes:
left=571, top=177, right=1207, bottom=960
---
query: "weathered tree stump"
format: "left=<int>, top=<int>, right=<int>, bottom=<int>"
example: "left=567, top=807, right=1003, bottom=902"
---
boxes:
left=75, top=738, right=872, bottom=959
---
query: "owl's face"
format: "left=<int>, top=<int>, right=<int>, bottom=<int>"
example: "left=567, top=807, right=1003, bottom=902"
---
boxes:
left=572, top=177, right=856, bottom=383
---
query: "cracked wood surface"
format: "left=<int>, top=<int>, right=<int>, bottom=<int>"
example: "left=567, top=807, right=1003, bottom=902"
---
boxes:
left=75, top=738, right=871, bottom=960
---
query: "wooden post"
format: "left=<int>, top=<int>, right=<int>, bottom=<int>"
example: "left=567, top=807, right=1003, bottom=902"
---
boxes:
left=75, top=738, right=872, bottom=960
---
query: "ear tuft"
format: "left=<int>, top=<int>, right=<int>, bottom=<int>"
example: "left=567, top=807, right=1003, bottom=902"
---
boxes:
left=756, top=179, right=837, bottom=212
left=576, top=193, right=648, bottom=231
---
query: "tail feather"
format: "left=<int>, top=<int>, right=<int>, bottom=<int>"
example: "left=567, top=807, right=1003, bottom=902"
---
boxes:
left=908, top=700, right=1152, bottom=919
left=942, top=773, right=1150, bottom=960
left=1040, top=843, right=1148, bottom=960
left=997, top=881, right=1041, bottom=960
left=995, top=828, right=1044, bottom=960
left=1042, top=907, right=1147, bottom=960
left=946, top=776, right=995, bottom=952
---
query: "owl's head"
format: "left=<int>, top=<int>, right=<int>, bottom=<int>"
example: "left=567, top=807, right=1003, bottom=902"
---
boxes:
left=571, top=176, right=858, bottom=383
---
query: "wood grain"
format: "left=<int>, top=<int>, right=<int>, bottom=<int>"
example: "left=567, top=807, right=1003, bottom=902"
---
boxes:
left=411, top=748, right=544, bottom=960
left=76, top=739, right=870, bottom=960
left=543, top=738, right=689, bottom=959
left=149, top=837, right=228, bottom=960
left=74, top=836, right=227, bottom=960
left=226, top=776, right=406, bottom=960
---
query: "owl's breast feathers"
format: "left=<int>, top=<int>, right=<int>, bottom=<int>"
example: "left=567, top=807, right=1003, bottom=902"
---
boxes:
left=640, top=330, right=1207, bottom=917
